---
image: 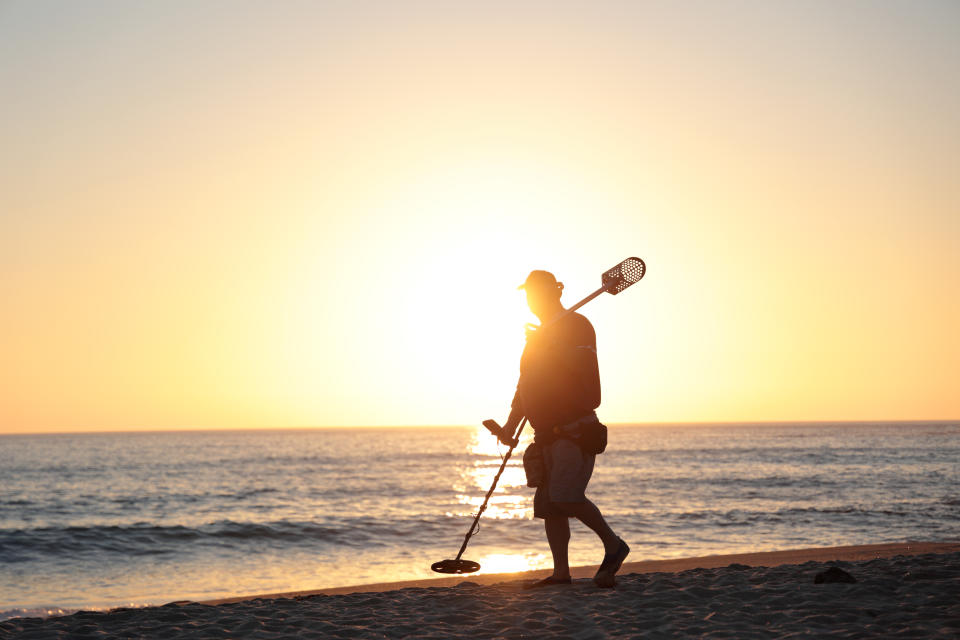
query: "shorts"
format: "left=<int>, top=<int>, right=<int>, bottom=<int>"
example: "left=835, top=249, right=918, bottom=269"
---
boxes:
left=533, top=437, right=596, bottom=519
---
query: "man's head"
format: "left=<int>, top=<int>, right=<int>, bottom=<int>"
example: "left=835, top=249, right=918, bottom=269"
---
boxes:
left=518, top=270, right=564, bottom=320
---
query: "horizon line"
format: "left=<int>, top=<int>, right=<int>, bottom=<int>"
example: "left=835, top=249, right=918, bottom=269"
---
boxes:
left=2, top=418, right=957, bottom=436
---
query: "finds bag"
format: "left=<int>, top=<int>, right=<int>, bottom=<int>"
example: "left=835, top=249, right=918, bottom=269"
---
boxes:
left=554, top=413, right=608, bottom=455
left=523, top=442, right=544, bottom=487
left=580, top=419, right=608, bottom=455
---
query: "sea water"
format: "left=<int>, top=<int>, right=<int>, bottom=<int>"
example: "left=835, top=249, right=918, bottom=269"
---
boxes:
left=1, top=422, right=958, bottom=619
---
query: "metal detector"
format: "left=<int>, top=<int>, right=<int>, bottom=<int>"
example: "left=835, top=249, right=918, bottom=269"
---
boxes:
left=431, top=256, right=646, bottom=575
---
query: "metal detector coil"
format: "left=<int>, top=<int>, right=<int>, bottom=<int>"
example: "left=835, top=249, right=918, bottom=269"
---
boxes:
left=431, top=559, right=480, bottom=574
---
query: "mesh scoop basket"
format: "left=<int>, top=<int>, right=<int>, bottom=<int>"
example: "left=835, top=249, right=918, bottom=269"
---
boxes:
left=602, top=257, right=646, bottom=294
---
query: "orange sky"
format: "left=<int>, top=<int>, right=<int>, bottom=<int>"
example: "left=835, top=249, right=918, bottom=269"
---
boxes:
left=2, top=2, right=958, bottom=433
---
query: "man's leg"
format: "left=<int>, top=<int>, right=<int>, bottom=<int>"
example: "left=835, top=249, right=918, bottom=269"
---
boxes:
left=544, top=515, right=571, bottom=578
left=555, top=499, right=619, bottom=553
left=557, top=499, right=630, bottom=587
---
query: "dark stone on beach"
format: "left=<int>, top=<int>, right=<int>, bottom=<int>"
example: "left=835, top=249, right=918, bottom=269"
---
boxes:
left=814, top=567, right=857, bottom=584
left=726, top=563, right=751, bottom=570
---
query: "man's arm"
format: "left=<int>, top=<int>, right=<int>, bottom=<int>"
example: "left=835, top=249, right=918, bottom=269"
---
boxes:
left=572, top=344, right=601, bottom=409
left=558, top=318, right=601, bottom=409
left=499, top=390, right=525, bottom=445
left=484, top=389, right=525, bottom=445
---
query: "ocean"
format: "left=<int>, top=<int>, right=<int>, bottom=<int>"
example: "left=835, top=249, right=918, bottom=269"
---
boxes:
left=1, top=422, right=958, bottom=620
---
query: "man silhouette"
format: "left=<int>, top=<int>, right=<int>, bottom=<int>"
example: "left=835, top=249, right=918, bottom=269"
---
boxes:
left=493, top=269, right=629, bottom=588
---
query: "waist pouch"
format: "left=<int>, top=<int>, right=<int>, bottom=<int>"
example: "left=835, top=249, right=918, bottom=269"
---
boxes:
left=582, top=419, right=608, bottom=455
left=552, top=413, right=608, bottom=455
left=523, top=442, right=544, bottom=488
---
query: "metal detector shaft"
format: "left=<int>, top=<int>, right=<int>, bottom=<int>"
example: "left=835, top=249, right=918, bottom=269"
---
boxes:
left=453, top=418, right=528, bottom=561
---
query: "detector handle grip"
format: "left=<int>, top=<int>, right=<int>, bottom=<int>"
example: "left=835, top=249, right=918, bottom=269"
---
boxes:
left=482, top=419, right=501, bottom=436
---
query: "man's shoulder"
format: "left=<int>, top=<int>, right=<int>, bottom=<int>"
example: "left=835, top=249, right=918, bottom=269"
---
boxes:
left=561, top=311, right=594, bottom=329
left=557, top=311, right=595, bottom=342
left=568, top=311, right=593, bottom=325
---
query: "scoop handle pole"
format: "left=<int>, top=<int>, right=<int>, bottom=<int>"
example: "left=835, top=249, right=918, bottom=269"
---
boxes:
left=454, top=418, right=528, bottom=561
left=532, top=283, right=611, bottom=331
left=563, top=284, right=610, bottom=316
left=533, top=256, right=644, bottom=328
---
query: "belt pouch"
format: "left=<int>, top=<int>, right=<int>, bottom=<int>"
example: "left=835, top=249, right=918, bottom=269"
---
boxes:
left=523, top=442, right=544, bottom=488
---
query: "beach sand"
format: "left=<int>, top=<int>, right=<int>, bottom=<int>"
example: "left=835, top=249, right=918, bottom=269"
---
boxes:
left=4, top=542, right=958, bottom=638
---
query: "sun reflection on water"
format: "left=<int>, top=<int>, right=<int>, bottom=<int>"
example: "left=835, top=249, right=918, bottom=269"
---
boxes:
left=449, top=425, right=534, bottom=519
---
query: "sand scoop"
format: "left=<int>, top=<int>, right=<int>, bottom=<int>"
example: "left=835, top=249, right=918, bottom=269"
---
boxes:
left=431, top=256, right=646, bottom=575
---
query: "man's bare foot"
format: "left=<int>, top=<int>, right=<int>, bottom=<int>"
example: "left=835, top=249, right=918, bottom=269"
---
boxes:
left=593, top=538, right=630, bottom=588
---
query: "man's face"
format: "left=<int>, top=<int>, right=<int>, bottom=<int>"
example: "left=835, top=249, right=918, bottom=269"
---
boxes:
left=525, top=284, right=559, bottom=318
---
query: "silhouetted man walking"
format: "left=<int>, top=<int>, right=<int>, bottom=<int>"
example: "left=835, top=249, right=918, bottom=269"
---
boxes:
left=493, top=269, right=629, bottom=588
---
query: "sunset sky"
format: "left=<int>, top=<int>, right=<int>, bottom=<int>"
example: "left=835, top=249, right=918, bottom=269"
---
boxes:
left=2, top=1, right=958, bottom=433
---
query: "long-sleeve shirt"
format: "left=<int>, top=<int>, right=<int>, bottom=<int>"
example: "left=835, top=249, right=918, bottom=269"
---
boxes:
left=512, top=311, right=601, bottom=437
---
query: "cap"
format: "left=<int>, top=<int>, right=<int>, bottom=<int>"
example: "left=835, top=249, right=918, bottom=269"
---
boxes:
left=518, top=270, right=564, bottom=292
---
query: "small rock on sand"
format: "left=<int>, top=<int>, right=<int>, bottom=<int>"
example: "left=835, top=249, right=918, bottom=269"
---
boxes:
left=814, top=567, right=857, bottom=584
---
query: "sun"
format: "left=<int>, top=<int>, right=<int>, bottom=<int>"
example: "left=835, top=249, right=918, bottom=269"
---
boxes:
left=266, top=151, right=621, bottom=427
left=394, top=238, right=531, bottom=422
left=373, top=156, right=602, bottom=424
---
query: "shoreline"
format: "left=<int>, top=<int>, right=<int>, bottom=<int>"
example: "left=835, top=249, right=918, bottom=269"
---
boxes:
left=5, top=542, right=959, bottom=638
left=198, top=541, right=960, bottom=605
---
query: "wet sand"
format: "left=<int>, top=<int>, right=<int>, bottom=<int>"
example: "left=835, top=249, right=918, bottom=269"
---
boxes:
left=4, top=542, right=959, bottom=638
